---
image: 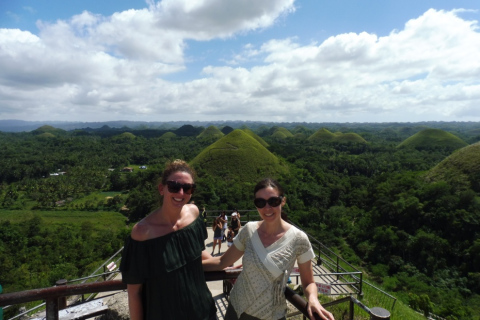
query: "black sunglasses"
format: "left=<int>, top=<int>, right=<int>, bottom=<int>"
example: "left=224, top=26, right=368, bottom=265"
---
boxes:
left=254, top=196, right=283, bottom=208
left=166, top=181, right=196, bottom=195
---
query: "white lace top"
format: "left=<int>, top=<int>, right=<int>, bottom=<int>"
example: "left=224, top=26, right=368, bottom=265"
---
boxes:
left=229, top=221, right=315, bottom=320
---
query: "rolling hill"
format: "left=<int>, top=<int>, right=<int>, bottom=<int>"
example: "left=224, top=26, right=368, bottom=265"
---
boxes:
left=425, top=142, right=480, bottom=190
left=197, top=125, right=224, bottom=141
left=397, top=128, right=468, bottom=151
left=190, top=129, right=287, bottom=182
left=308, top=128, right=367, bottom=143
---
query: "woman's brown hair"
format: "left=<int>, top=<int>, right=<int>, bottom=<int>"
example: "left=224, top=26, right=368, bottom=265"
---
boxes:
left=160, top=159, right=196, bottom=184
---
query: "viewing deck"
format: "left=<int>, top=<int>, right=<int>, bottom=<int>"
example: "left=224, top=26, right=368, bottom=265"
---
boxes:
left=0, top=220, right=393, bottom=320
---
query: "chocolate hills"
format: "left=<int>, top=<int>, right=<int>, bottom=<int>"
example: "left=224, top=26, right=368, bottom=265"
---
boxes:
left=425, top=142, right=480, bottom=190
left=271, top=127, right=294, bottom=140
left=242, top=128, right=269, bottom=147
left=397, top=128, right=468, bottom=151
left=307, top=128, right=367, bottom=143
left=197, top=125, right=224, bottom=141
left=190, top=129, right=287, bottom=182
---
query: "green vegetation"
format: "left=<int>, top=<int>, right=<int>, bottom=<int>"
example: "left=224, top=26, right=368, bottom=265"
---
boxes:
left=0, top=211, right=127, bottom=294
left=0, top=121, right=479, bottom=319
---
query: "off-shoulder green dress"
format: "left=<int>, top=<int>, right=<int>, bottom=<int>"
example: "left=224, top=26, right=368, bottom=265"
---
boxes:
left=120, top=216, right=216, bottom=320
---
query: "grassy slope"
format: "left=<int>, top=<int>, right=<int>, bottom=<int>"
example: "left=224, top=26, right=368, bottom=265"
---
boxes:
left=242, top=128, right=269, bottom=147
left=0, top=210, right=127, bottom=231
left=425, top=141, right=480, bottom=187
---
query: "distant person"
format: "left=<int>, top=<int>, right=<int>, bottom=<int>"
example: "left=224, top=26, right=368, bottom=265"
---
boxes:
left=226, top=225, right=235, bottom=248
left=212, top=216, right=223, bottom=255
left=120, top=159, right=216, bottom=320
left=231, top=212, right=241, bottom=236
left=203, top=178, right=334, bottom=320
left=202, top=206, right=208, bottom=232
left=219, top=211, right=228, bottom=242
left=234, top=209, right=241, bottom=221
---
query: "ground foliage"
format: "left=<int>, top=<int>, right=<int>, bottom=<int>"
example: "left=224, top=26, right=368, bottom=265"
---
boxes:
left=0, top=122, right=479, bottom=319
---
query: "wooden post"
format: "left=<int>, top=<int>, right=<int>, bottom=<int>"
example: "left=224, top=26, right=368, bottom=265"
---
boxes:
left=349, top=299, right=354, bottom=320
left=46, top=297, right=59, bottom=320
left=55, top=279, right=67, bottom=310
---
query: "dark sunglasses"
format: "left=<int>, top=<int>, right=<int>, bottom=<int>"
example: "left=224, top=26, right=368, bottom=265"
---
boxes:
left=166, top=181, right=196, bottom=194
left=254, top=196, right=283, bottom=208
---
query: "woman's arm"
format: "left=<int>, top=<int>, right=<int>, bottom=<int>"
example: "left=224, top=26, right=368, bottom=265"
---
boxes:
left=202, top=250, right=213, bottom=260
left=203, top=245, right=244, bottom=271
left=298, top=260, right=335, bottom=320
left=127, top=284, right=144, bottom=320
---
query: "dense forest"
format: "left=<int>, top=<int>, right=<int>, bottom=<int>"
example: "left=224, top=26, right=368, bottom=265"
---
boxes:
left=0, top=121, right=479, bottom=320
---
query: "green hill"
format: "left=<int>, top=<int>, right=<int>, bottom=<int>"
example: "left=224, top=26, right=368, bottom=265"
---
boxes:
left=31, top=125, right=65, bottom=136
left=272, top=127, right=294, bottom=139
left=425, top=142, right=480, bottom=189
left=308, top=128, right=367, bottom=143
left=397, top=128, right=468, bottom=151
left=340, top=132, right=367, bottom=143
left=160, top=132, right=177, bottom=140
left=190, top=129, right=287, bottom=182
left=221, top=126, right=234, bottom=135
left=197, top=125, right=224, bottom=141
left=308, top=128, right=336, bottom=142
left=242, top=128, right=269, bottom=147
left=112, top=132, right=136, bottom=141
left=293, top=133, right=307, bottom=140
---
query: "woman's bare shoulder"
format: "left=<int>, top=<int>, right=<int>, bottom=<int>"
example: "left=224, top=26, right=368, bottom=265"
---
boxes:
left=130, top=219, right=152, bottom=241
left=184, top=203, right=199, bottom=218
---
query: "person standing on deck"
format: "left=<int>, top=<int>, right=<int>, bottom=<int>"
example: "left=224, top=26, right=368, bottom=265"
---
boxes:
left=203, top=178, right=334, bottom=320
left=120, top=160, right=216, bottom=320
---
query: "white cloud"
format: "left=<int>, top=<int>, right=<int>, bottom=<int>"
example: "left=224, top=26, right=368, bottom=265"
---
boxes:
left=0, top=5, right=479, bottom=123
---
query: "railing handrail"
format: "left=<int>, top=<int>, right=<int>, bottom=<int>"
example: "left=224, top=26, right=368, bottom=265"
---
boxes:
left=0, top=281, right=125, bottom=307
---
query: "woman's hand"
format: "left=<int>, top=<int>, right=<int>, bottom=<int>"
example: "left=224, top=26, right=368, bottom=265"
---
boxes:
left=298, top=260, right=335, bottom=319
left=224, top=264, right=242, bottom=270
left=307, top=298, right=334, bottom=320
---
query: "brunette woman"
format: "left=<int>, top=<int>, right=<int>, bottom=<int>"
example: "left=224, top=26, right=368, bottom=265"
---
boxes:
left=120, top=160, right=216, bottom=320
left=203, top=178, right=334, bottom=320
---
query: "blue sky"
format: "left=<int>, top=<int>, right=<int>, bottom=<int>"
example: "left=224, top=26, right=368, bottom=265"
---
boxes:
left=1, top=0, right=480, bottom=123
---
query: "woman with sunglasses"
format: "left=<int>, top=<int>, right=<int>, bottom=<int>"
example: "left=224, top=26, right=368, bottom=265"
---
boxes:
left=203, top=178, right=334, bottom=320
left=120, top=160, right=216, bottom=320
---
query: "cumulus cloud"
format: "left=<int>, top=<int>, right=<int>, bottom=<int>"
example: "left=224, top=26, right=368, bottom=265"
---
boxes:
left=0, top=3, right=479, bottom=123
